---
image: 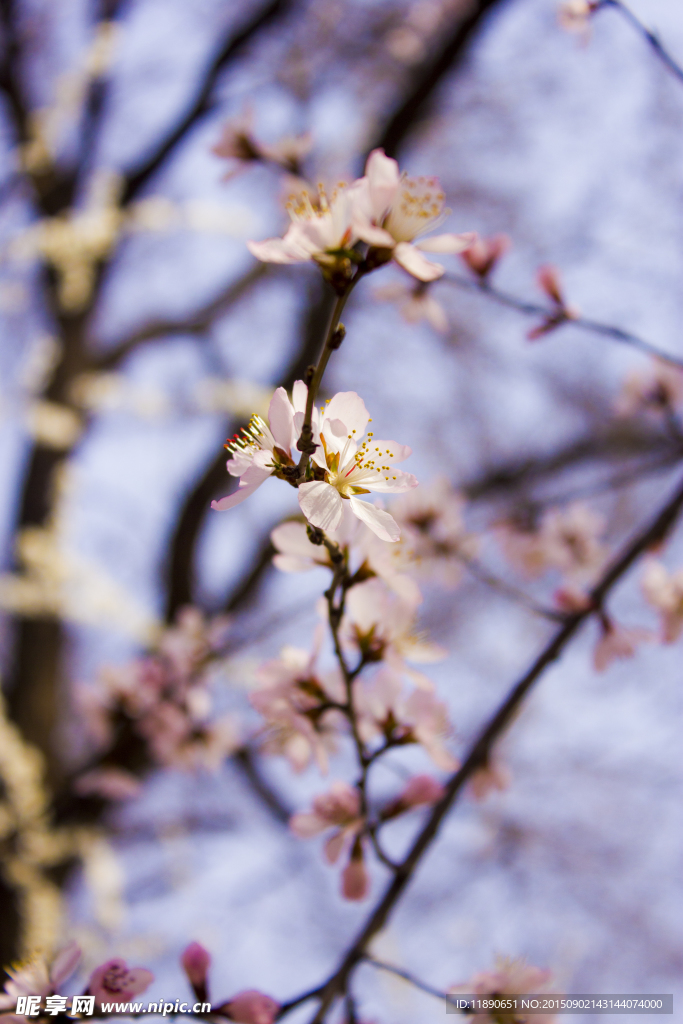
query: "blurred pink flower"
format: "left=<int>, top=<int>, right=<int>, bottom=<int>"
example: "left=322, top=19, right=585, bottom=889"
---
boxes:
left=616, top=359, right=683, bottom=419
left=373, top=280, right=449, bottom=333
left=220, top=991, right=280, bottom=1024
left=497, top=502, right=606, bottom=582
left=88, top=959, right=153, bottom=1006
left=450, top=956, right=556, bottom=1023
left=593, top=620, right=653, bottom=672
left=469, top=760, right=511, bottom=801
left=558, top=0, right=597, bottom=35
left=382, top=774, right=445, bottom=818
left=460, top=233, right=510, bottom=279
left=341, top=842, right=370, bottom=901
left=528, top=264, right=579, bottom=340
left=290, top=781, right=364, bottom=864
left=0, top=943, right=81, bottom=1011
left=181, top=943, right=211, bottom=1002
left=390, top=478, right=478, bottom=587
left=642, top=560, right=683, bottom=642
left=352, top=149, right=474, bottom=281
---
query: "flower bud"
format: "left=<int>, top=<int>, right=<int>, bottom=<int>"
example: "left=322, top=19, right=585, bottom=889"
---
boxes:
left=381, top=774, right=445, bottom=819
left=342, top=840, right=369, bottom=901
left=220, top=990, right=280, bottom=1024
left=181, top=942, right=211, bottom=1002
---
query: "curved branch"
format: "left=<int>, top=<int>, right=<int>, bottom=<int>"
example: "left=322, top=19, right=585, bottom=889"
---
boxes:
left=120, top=0, right=296, bottom=205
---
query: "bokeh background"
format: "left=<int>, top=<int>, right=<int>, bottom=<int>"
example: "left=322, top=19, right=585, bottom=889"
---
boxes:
left=0, top=0, right=682, bottom=1020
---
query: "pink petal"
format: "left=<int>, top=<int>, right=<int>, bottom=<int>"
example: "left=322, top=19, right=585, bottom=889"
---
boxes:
left=349, top=498, right=400, bottom=542
left=224, top=991, right=280, bottom=1024
left=290, top=811, right=327, bottom=838
left=416, top=231, right=475, bottom=254
left=181, top=944, right=211, bottom=988
left=324, top=830, right=348, bottom=865
left=50, top=942, right=82, bottom=988
left=393, top=242, right=444, bottom=281
left=298, top=481, right=343, bottom=532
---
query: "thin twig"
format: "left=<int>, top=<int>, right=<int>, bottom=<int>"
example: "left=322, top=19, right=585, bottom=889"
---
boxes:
left=363, top=957, right=451, bottom=1004
left=292, top=470, right=683, bottom=1023
left=443, top=272, right=683, bottom=369
left=597, top=0, right=683, bottom=86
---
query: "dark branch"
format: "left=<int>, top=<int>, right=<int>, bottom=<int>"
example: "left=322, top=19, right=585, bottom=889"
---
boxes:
left=598, top=0, right=683, bottom=86
left=120, top=0, right=296, bottom=205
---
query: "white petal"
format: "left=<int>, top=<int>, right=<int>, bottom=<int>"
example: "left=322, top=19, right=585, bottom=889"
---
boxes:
left=271, top=520, right=315, bottom=558
left=299, top=481, right=344, bottom=531
left=393, top=241, right=444, bottom=281
left=211, top=472, right=269, bottom=511
left=349, top=497, right=401, bottom=542
left=416, top=231, right=475, bottom=254
left=268, top=387, right=295, bottom=452
left=365, top=149, right=400, bottom=220
left=323, top=391, right=370, bottom=446
left=364, top=439, right=412, bottom=464
left=355, top=221, right=397, bottom=248
left=273, top=554, right=315, bottom=573
left=247, top=236, right=311, bottom=264
left=362, top=469, right=418, bottom=493
left=292, top=379, right=308, bottom=414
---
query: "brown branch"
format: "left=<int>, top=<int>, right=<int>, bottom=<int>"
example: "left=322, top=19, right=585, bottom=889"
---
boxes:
left=94, top=263, right=268, bottom=369
left=371, top=0, right=511, bottom=158
left=299, top=468, right=683, bottom=1023
left=119, top=0, right=297, bottom=205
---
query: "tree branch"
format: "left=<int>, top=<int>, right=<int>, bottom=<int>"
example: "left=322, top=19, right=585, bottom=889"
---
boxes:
left=298, top=468, right=683, bottom=1023
left=597, top=0, right=683, bottom=86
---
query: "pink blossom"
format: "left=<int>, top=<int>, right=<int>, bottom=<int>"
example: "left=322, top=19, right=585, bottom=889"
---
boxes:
left=212, top=108, right=311, bottom=175
left=528, top=265, right=579, bottom=340
left=616, top=359, right=683, bottom=419
left=450, top=957, right=555, bottom=1023
left=351, top=149, right=474, bottom=281
left=373, top=280, right=449, bottom=333
left=642, top=560, right=683, bottom=642
left=220, top=991, right=280, bottom=1024
left=382, top=774, right=445, bottom=818
left=460, top=233, right=510, bottom=279
left=390, top=478, right=478, bottom=587
left=497, top=502, right=606, bottom=582
left=468, top=760, right=511, bottom=801
left=290, top=782, right=364, bottom=864
left=593, top=620, right=653, bottom=672
left=298, top=391, right=417, bottom=542
left=247, top=182, right=358, bottom=270
left=558, top=0, right=597, bottom=35
left=251, top=644, right=345, bottom=772
left=354, top=669, right=457, bottom=770
left=0, top=944, right=81, bottom=1011
left=88, top=959, right=153, bottom=1006
left=342, top=578, right=445, bottom=684
left=212, top=383, right=306, bottom=513
left=74, top=766, right=142, bottom=801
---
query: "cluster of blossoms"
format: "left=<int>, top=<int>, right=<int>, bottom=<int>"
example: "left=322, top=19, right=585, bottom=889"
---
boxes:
left=76, top=608, right=239, bottom=798
left=0, top=943, right=279, bottom=1024
left=496, top=502, right=606, bottom=584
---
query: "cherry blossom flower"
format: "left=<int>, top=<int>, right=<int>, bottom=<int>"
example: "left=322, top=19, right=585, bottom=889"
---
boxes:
left=642, top=560, right=683, bottom=642
left=593, top=619, right=653, bottom=672
left=497, top=502, right=606, bottom=582
left=0, top=944, right=81, bottom=1014
left=450, top=957, right=556, bottom=1023
left=290, top=781, right=365, bottom=864
left=247, top=182, right=358, bottom=270
left=558, top=0, right=598, bottom=35
left=341, top=839, right=370, bottom=901
left=88, top=959, right=153, bottom=1007
left=460, top=233, right=510, bottom=279
left=354, top=668, right=457, bottom=770
left=270, top=509, right=421, bottom=605
left=528, top=264, right=579, bottom=340
left=351, top=148, right=474, bottom=281
left=213, top=108, right=311, bottom=175
left=381, top=774, right=445, bottom=819
left=390, top=477, right=478, bottom=587
left=251, top=643, right=345, bottom=772
left=373, top=280, right=449, bottom=333
left=212, top=382, right=306, bottom=512
left=616, top=359, right=683, bottom=419
left=298, top=391, right=417, bottom=542
left=468, top=759, right=511, bottom=800
left=219, top=991, right=280, bottom=1024
left=342, top=578, right=445, bottom=685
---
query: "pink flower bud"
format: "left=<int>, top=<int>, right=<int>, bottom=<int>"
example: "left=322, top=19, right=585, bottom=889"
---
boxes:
left=222, top=990, right=280, bottom=1024
left=342, top=845, right=369, bottom=901
left=537, top=264, right=565, bottom=307
left=88, top=959, right=154, bottom=1006
left=382, top=775, right=445, bottom=819
left=181, top=943, right=211, bottom=999
left=461, top=234, right=510, bottom=278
